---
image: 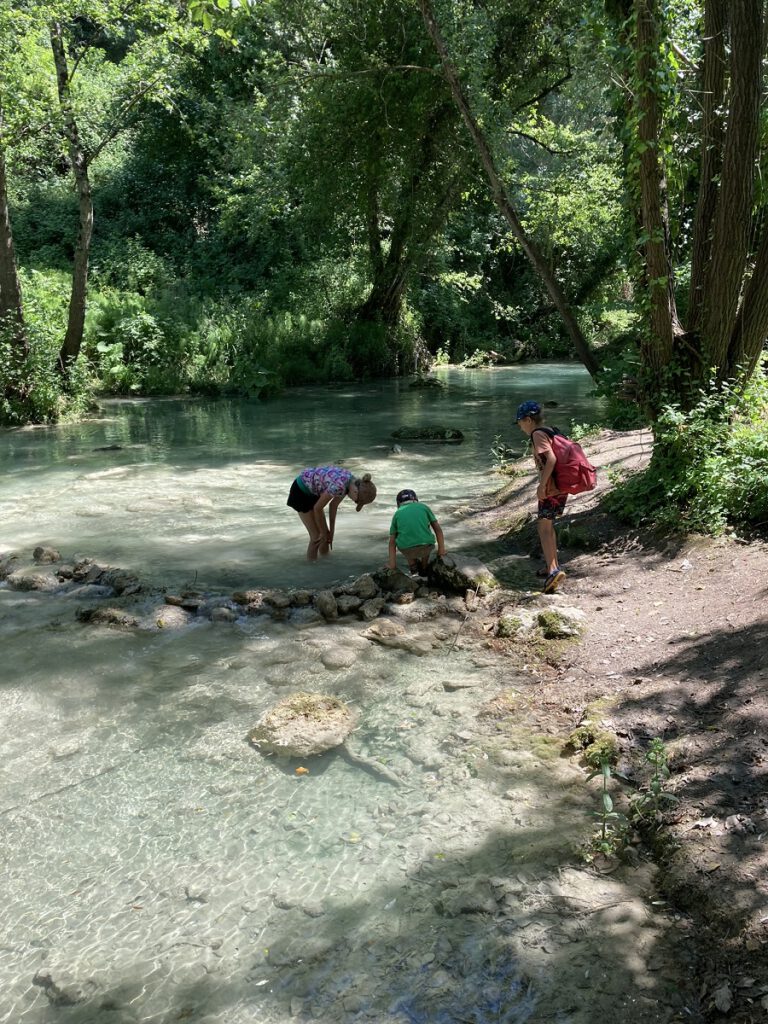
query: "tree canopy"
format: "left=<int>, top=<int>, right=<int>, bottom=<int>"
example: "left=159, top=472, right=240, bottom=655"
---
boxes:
left=0, top=0, right=766, bottom=427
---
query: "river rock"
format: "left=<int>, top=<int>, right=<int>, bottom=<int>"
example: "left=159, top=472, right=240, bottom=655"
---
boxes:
left=154, top=604, right=194, bottom=629
left=442, top=676, right=481, bottom=691
left=32, top=971, right=97, bottom=1007
left=0, top=553, right=19, bottom=579
left=264, top=590, right=292, bottom=610
left=364, top=619, right=405, bottom=639
left=77, top=606, right=140, bottom=628
left=249, top=692, right=358, bottom=757
left=6, top=569, right=61, bottom=592
left=345, top=574, right=379, bottom=600
left=358, top=597, right=385, bottom=621
left=392, top=425, right=464, bottom=442
left=288, top=589, right=313, bottom=607
left=374, top=568, right=420, bottom=595
left=32, top=545, right=61, bottom=564
left=232, top=589, right=263, bottom=606
left=373, top=633, right=434, bottom=656
left=211, top=606, right=237, bottom=624
left=537, top=607, right=586, bottom=638
left=98, top=567, right=141, bottom=595
left=62, top=583, right=115, bottom=600
left=289, top=606, right=324, bottom=627
left=320, top=647, right=358, bottom=670
left=198, top=596, right=235, bottom=617
left=314, top=590, right=338, bottom=620
left=429, top=555, right=497, bottom=595
left=336, top=594, right=363, bottom=615
left=437, top=879, right=497, bottom=917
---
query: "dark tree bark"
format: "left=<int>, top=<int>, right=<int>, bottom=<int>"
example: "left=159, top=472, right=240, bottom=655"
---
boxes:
left=418, top=0, right=601, bottom=379
left=0, top=129, right=27, bottom=364
left=634, top=0, right=681, bottom=381
left=356, top=102, right=457, bottom=329
left=687, top=0, right=726, bottom=333
left=701, top=0, right=762, bottom=371
left=50, top=21, right=94, bottom=376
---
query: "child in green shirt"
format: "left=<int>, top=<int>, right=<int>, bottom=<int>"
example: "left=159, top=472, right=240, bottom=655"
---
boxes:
left=388, top=488, right=446, bottom=577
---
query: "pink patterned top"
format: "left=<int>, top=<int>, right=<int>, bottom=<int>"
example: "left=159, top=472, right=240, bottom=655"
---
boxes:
left=298, top=466, right=353, bottom=499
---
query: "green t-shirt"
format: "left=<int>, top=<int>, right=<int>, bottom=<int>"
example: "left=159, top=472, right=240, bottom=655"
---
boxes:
left=389, top=501, right=437, bottom=549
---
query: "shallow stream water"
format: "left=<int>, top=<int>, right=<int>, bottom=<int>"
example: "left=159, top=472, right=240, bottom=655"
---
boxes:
left=0, top=367, right=679, bottom=1023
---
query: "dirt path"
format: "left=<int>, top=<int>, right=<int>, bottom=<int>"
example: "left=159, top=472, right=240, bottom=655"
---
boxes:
left=469, top=429, right=768, bottom=1023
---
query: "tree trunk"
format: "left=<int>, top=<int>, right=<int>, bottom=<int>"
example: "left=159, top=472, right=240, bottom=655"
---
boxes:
left=701, top=0, right=762, bottom=372
left=356, top=101, right=455, bottom=328
left=634, top=0, right=680, bottom=381
left=0, top=133, right=27, bottom=364
left=50, top=22, right=94, bottom=376
left=687, top=0, right=726, bottom=333
left=726, top=220, right=768, bottom=379
left=418, top=0, right=601, bottom=379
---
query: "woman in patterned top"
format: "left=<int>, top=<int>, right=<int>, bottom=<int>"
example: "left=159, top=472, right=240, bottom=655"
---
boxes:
left=287, top=466, right=377, bottom=560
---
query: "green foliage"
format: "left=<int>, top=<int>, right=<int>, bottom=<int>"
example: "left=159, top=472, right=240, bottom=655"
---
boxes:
left=586, top=757, right=626, bottom=859
left=568, top=422, right=602, bottom=442
left=0, top=270, right=91, bottom=424
left=459, top=348, right=497, bottom=368
left=606, top=367, right=768, bottom=534
left=490, top=433, right=517, bottom=469
left=593, top=340, right=647, bottom=429
left=630, top=738, right=677, bottom=824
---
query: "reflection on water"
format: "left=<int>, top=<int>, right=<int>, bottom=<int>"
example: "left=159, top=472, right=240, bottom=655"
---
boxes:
left=0, top=366, right=598, bottom=591
left=0, top=367, right=628, bottom=1024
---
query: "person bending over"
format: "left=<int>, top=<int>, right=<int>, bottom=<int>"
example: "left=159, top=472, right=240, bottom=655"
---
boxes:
left=287, top=466, right=377, bottom=560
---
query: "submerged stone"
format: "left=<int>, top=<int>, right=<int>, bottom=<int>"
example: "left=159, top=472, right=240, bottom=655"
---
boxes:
left=320, top=647, right=358, bottom=670
left=392, top=425, right=464, bottom=442
left=32, top=546, right=61, bottom=564
left=77, top=606, right=140, bottom=628
left=6, top=569, right=62, bottom=592
left=249, top=691, right=358, bottom=757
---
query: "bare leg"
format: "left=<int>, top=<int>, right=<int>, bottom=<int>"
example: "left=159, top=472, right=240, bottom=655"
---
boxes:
left=537, top=518, right=559, bottom=574
left=315, top=508, right=331, bottom=557
left=298, top=511, right=323, bottom=561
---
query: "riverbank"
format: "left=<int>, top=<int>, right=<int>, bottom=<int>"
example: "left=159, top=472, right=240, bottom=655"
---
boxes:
left=471, top=428, right=768, bottom=1022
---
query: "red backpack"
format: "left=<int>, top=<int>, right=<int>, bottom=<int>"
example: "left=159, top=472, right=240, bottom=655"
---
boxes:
left=532, top=427, right=597, bottom=495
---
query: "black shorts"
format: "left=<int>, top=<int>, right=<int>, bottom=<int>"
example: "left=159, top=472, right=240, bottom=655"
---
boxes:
left=287, top=479, right=319, bottom=514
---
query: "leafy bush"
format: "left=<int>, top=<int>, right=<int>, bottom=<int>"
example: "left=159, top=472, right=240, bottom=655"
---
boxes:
left=0, top=270, right=92, bottom=425
left=606, top=367, right=768, bottom=534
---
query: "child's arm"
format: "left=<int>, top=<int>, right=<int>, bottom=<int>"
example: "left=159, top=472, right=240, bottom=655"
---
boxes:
left=431, top=520, right=446, bottom=557
left=531, top=431, right=558, bottom=498
left=388, top=533, right=398, bottom=569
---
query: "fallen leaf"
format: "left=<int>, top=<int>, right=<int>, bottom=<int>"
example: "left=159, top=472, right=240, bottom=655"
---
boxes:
left=713, top=981, right=732, bottom=1013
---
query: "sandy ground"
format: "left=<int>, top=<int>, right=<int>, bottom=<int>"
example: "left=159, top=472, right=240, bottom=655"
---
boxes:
left=467, top=428, right=768, bottom=1024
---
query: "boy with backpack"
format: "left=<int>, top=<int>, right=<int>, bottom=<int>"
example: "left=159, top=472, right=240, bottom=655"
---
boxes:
left=514, top=399, right=596, bottom=594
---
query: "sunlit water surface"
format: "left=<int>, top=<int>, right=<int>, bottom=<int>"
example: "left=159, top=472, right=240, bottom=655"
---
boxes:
left=0, top=366, right=615, bottom=1024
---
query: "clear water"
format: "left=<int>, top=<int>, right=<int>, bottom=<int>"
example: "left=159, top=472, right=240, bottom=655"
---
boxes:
left=1, top=366, right=654, bottom=1024
left=0, top=365, right=598, bottom=591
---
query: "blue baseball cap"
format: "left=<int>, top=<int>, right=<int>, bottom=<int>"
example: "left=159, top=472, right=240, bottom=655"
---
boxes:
left=396, top=488, right=419, bottom=506
left=513, top=400, right=541, bottom=424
